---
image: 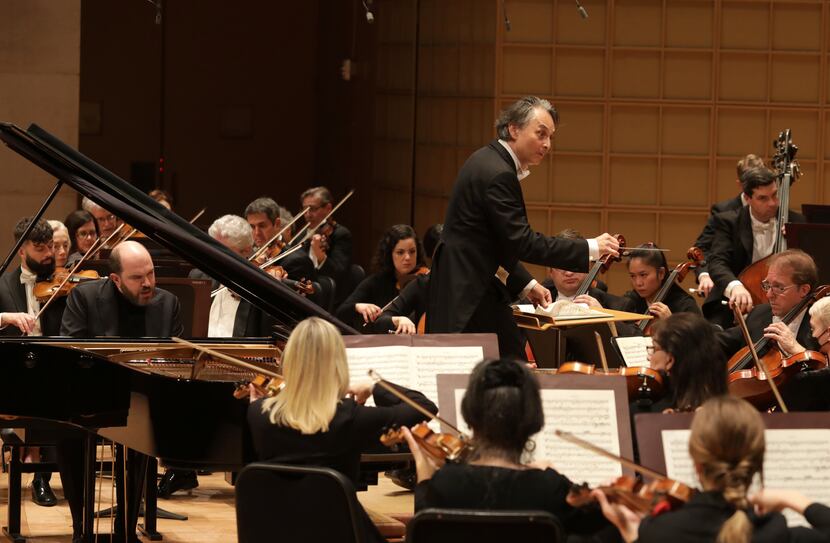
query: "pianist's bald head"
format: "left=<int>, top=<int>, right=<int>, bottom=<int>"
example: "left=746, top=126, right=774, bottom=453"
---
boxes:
left=109, top=241, right=156, bottom=306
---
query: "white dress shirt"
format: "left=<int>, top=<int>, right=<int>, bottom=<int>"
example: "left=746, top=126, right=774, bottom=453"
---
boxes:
left=208, top=288, right=241, bottom=338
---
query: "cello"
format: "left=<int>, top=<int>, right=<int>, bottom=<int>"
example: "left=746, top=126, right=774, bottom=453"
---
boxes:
left=637, top=247, right=704, bottom=334
left=738, top=129, right=802, bottom=305
left=574, top=234, right=626, bottom=296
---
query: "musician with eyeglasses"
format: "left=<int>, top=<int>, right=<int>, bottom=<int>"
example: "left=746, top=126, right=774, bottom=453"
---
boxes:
left=82, top=196, right=123, bottom=240
left=64, top=209, right=98, bottom=267
left=717, top=249, right=820, bottom=360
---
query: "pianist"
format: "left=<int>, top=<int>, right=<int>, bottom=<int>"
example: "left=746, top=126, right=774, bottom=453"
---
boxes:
left=60, top=240, right=183, bottom=337
left=0, top=217, right=66, bottom=507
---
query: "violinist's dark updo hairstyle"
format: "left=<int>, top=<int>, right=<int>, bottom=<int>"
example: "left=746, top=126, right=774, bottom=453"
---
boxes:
left=461, top=358, right=544, bottom=463
left=626, top=242, right=669, bottom=274
left=371, top=224, right=425, bottom=276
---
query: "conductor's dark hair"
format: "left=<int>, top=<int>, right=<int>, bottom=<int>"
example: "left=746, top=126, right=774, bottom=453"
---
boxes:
left=13, top=217, right=53, bottom=245
left=496, top=96, right=559, bottom=141
left=423, top=223, right=443, bottom=259
left=740, top=166, right=776, bottom=198
left=371, top=224, right=425, bottom=275
left=64, top=210, right=96, bottom=254
left=461, top=358, right=544, bottom=461
left=651, top=313, right=728, bottom=412
left=244, top=197, right=280, bottom=223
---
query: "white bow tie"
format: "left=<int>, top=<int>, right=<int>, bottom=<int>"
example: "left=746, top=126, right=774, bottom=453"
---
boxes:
left=19, top=268, right=37, bottom=285
left=752, top=221, right=774, bottom=234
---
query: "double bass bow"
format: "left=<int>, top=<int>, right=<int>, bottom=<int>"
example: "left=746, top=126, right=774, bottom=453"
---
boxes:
left=738, top=129, right=802, bottom=306
left=637, top=247, right=704, bottom=334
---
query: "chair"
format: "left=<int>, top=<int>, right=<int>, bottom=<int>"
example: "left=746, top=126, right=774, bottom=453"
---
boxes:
left=312, top=276, right=336, bottom=312
left=406, top=508, right=564, bottom=543
left=235, top=462, right=368, bottom=543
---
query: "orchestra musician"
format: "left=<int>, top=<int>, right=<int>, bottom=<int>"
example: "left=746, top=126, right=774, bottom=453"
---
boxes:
left=776, top=295, right=830, bottom=412
left=149, top=188, right=173, bottom=210
left=294, top=186, right=354, bottom=305
left=619, top=243, right=701, bottom=324
left=594, top=395, right=830, bottom=542
left=48, top=220, right=70, bottom=269
left=425, top=96, right=619, bottom=359
left=403, top=357, right=612, bottom=539
left=693, top=154, right=765, bottom=298
left=244, top=196, right=312, bottom=279
left=704, top=166, right=806, bottom=327
left=539, top=228, right=615, bottom=308
left=247, top=317, right=436, bottom=543
left=809, top=297, right=830, bottom=357
left=60, top=240, right=183, bottom=337
left=336, top=224, right=425, bottom=330
left=0, top=218, right=67, bottom=508
left=82, top=196, right=123, bottom=240
left=64, top=209, right=98, bottom=267
left=717, top=249, right=820, bottom=360
left=641, top=313, right=727, bottom=413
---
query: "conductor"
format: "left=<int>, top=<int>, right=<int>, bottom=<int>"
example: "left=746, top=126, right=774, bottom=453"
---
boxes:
left=426, top=96, right=619, bottom=359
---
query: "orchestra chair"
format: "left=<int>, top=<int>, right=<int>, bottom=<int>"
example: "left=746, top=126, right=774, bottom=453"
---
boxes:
left=313, top=276, right=337, bottom=312
left=235, top=462, right=367, bottom=543
left=406, top=509, right=564, bottom=543
left=348, top=264, right=366, bottom=295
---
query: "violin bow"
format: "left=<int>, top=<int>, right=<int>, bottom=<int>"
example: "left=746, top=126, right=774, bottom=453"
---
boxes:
left=729, top=304, right=789, bottom=413
left=554, top=429, right=667, bottom=481
left=211, top=242, right=308, bottom=298
left=368, top=369, right=465, bottom=437
left=32, top=223, right=126, bottom=323
left=170, top=337, right=283, bottom=378
left=249, top=207, right=310, bottom=263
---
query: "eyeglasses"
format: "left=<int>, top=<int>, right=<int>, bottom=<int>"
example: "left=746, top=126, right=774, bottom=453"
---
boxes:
left=760, top=281, right=798, bottom=296
left=77, top=230, right=97, bottom=238
left=646, top=344, right=663, bottom=356
left=305, top=205, right=324, bottom=213
left=95, top=214, right=117, bottom=224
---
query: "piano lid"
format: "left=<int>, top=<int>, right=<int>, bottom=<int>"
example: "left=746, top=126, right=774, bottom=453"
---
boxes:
left=0, top=122, right=358, bottom=335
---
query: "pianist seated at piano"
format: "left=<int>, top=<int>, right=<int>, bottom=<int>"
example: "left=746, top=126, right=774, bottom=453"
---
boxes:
left=336, top=224, right=426, bottom=330
left=247, top=316, right=437, bottom=543
left=60, top=240, right=184, bottom=337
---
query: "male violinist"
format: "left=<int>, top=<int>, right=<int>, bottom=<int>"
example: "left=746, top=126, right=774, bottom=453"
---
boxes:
left=82, top=196, right=123, bottom=240
left=693, top=153, right=765, bottom=299
left=0, top=217, right=67, bottom=507
left=293, top=186, right=353, bottom=305
left=244, top=196, right=313, bottom=281
left=704, top=166, right=805, bottom=327
left=426, top=96, right=619, bottom=359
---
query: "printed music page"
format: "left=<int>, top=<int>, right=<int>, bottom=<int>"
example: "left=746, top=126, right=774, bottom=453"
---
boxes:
left=346, top=346, right=412, bottom=406
left=662, top=428, right=830, bottom=527
left=614, top=336, right=653, bottom=368
left=410, top=346, right=483, bottom=404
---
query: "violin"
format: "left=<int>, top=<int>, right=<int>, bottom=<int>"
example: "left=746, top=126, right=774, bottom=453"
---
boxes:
left=34, top=269, right=100, bottom=302
left=575, top=234, right=626, bottom=296
left=316, top=219, right=336, bottom=253
left=637, top=247, right=704, bottom=334
left=233, top=373, right=285, bottom=400
left=727, top=285, right=830, bottom=409
left=567, top=475, right=694, bottom=516
left=738, top=129, right=801, bottom=306
left=380, top=421, right=471, bottom=462
left=396, top=266, right=430, bottom=291
left=552, top=362, right=665, bottom=403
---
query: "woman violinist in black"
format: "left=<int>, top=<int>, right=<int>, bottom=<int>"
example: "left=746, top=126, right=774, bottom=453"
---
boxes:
left=595, top=395, right=830, bottom=543
left=336, top=224, right=426, bottom=333
left=620, top=244, right=701, bottom=328
left=402, top=357, right=613, bottom=540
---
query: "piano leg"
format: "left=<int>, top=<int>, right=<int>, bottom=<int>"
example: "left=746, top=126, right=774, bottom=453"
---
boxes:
left=112, top=445, right=148, bottom=543
left=2, top=445, right=24, bottom=543
left=139, top=457, right=162, bottom=540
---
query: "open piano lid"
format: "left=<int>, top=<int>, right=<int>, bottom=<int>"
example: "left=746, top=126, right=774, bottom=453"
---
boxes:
left=0, top=122, right=358, bottom=335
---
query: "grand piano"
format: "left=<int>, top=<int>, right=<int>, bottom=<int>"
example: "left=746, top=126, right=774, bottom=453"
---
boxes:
left=0, top=122, right=360, bottom=542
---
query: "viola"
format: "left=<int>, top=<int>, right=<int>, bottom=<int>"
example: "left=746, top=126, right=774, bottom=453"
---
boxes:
left=567, top=475, right=694, bottom=516
left=552, top=363, right=665, bottom=403
left=34, top=269, right=100, bottom=302
left=380, top=422, right=471, bottom=462
left=637, top=246, right=704, bottom=334
left=575, top=234, right=626, bottom=296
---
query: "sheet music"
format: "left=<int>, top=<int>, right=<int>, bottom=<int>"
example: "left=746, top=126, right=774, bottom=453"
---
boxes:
left=662, top=428, right=830, bottom=527
left=615, top=336, right=653, bottom=368
left=541, top=389, right=623, bottom=486
left=346, top=345, right=484, bottom=406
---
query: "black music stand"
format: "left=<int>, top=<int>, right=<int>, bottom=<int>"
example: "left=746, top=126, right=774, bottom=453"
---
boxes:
left=802, top=204, right=830, bottom=224
left=784, top=222, right=830, bottom=286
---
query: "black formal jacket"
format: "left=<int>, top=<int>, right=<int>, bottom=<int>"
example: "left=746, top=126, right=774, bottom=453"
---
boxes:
left=637, top=491, right=830, bottom=543
left=705, top=206, right=805, bottom=308
left=717, top=303, right=819, bottom=360
left=617, top=284, right=702, bottom=318
left=0, top=267, right=66, bottom=336
left=692, top=194, right=744, bottom=279
left=246, top=383, right=436, bottom=485
left=427, top=141, right=589, bottom=333
left=60, top=278, right=183, bottom=337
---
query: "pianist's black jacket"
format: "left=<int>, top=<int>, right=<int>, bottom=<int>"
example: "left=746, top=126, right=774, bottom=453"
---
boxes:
left=247, top=382, right=436, bottom=485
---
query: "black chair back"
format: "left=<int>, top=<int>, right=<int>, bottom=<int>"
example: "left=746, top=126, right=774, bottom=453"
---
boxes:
left=407, top=508, right=564, bottom=543
left=235, top=462, right=366, bottom=543
left=313, top=276, right=336, bottom=312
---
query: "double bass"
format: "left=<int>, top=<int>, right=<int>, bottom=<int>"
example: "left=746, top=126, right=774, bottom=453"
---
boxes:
left=738, top=129, right=802, bottom=305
